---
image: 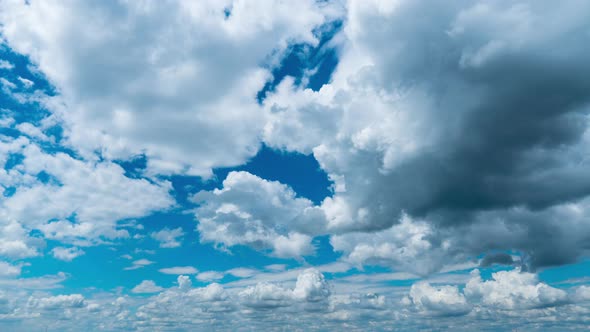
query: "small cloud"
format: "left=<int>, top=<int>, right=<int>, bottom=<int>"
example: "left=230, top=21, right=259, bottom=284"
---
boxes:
left=17, top=76, right=34, bottom=89
left=159, top=266, right=198, bottom=275
left=227, top=267, right=257, bottom=278
left=0, top=115, right=14, bottom=127
left=196, top=271, right=224, bottom=282
left=51, top=247, right=85, bottom=262
left=16, top=122, right=50, bottom=141
left=0, top=261, right=22, bottom=277
left=120, top=254, right=133, bottom=260
left=265, top=264, right=287, bottom=272
left=124, top=259, right=155, bottom=271
left=131, top=280, right=163, bottom=294
left=0, top=60, right=14, bottom=70
left=0, top=77, right=17, bottom=91
left=134, top=249, right=155, bottom=255
left=177, top=275, right=192, bottom=290
left=151, top=227, right=184, bottom=248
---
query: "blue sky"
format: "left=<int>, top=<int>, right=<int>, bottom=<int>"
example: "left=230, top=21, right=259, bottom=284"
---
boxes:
left=1, top=1, right=590, bottom=331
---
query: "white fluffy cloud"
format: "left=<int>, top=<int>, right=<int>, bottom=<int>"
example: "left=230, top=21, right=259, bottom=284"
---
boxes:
left=239, top=268, right=331, bottom=310
left=292, top=268, right=331, bottom=302
left=0, top=127, right=172, bottom=270
left=0, top=267, right=589, bottom=331
left=407, top=282, right=471, bottom=316
left=573, top=286, right=590, bottom=302
left=51, top=246, right=85, bottom=262
left=150, top=227, right=184, bottom=248
left=193, top=171, right=324, bottom=258
left=0, top=59, right=14, bottom=70
left=0, top=137, right=174, bottom=251
left=464, top=269, right=568, bottom=310
left=239, top=282, right=294, bottom=309
left=0, top=221, right=39, bottom=259
left=177, top=275, right=192, bottom=291
left=29, top=294, right=86, bottom=310
left=0, top=261, right=21, bottom=277
left=0, top=0, right=340, bottom=176
left=125, top=259, right=155, bottom=271
left=331, top=214, right=454, bottom=276
left=134, top=282, right=236, bottom=328
left=403, top=268, right=570, bottom=317
left=132, top=280, right=164, bottom=294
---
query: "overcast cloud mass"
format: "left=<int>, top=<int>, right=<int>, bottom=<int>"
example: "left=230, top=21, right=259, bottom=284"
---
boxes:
left=1, top=0, right=590, bottom=330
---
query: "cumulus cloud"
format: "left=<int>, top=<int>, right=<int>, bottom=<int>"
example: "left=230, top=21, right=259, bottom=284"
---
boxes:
left=193, top=171, right=324, bottom=258
left=464, top=269, right=568, bottom=310
left=124, top=259, right=155, bottom=271
left=16, top=122, right=49, bottom=141
left=50, top=246, right=85, bottom=261
left=239, top=268, right=331, bottom=310
left=331, top=214, right=454, bottom=276
left=150, top=227, right=184, bottom=248
left=260, top=0, right=590, bottom=271
left=398, top=268, right=580, bottom=325
left=134, top=282, right=236, bottom=328
left=132, top=280, right=164, bottom=294
left=0, top=261, right=21, bottom=277
left=572, top=286, right=590, bottom=302
left=0, top=59, right=14, bottom=70
left=403, top=268, right=571, bottom=317
left=239, top=282, right=294, bottom=309
left=177, top=275, right=192, bottom=291
left=0, top=0, right=588, bottom=278
left=292, top=268, right=331, bottom=302
left=0, top=0, right=340, bottom=176
left=407, top=282, right=471, bottom=316
left=28, top=294, right=86, bottom=310
left=0, top=137, right=174, bottom=251
left=0, top=221, right=39, bottom=259
left=1, top=268, right=589, bottom=331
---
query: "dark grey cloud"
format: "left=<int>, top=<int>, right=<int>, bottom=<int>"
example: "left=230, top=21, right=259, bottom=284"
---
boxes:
left=479, top=253, right=514, bottom=268
left=353, top=0, right=590, bottom=216
left=331, top=0, right=590, bottom=270
left=256, top=0, right=590, bottom=272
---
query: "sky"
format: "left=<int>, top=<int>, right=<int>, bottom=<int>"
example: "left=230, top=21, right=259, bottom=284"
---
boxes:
left=0, top=0, right=590, bottom=331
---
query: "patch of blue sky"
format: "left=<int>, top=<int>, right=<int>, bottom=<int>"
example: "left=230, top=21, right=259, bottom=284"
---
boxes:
left=3, top=152, right=24, bottom=169
left=161, top=144, right=333, bottom=208
left=0, top=44, right=55, bottom=125
left=256, top=19, right=342, bottom=103
left=0, top=44, right=72, bottom=161
left=539, top=259, right=590, bottom=287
